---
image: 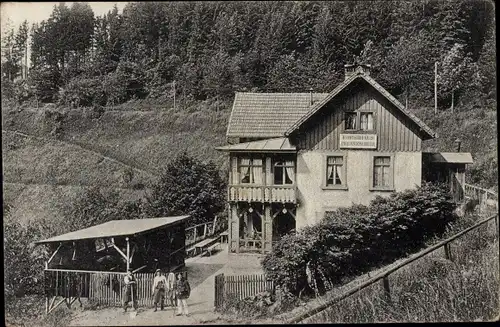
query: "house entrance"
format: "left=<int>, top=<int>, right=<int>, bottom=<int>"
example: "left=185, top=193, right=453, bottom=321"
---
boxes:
left=272, top=207, right=296, bottom=242
left=238, top=205, right=263, bottom=252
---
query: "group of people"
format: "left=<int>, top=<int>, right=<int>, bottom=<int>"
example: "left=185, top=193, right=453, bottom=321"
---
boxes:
left=122, top=268, right=191, bottom=316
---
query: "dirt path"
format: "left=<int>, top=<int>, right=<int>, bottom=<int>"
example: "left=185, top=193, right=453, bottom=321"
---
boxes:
left=69, top=244, right=264, bottom=326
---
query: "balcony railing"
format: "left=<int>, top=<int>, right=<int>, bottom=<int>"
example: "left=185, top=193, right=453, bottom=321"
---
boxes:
left=228, top=184, right=297, bottom=203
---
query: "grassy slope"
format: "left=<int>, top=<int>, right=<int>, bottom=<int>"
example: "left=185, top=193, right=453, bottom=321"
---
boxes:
left=2, top=99, right=230, bottom=225
left=304, top=217, right=499, bottom=323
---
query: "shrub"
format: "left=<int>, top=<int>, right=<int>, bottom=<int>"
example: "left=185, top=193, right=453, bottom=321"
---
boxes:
left=4, top=218, right=48, bottom=299
left=143, top=152, right=226, bottom=226
left=262, top=182, right=458, bottom=295
left=58, top=76, right=106, bottom=108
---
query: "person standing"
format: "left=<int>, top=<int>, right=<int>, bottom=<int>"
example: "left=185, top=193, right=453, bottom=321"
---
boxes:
left=123, top=269, right=138, bottom=312
left=165, top=272, right=176, bottom=308
left=152, top=269, right=167, bottom=312
left=174, top=273, right=191, bottom=316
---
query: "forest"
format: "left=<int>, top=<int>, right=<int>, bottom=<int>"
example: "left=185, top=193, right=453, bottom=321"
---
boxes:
left=1, top=0, right=495, bottom=110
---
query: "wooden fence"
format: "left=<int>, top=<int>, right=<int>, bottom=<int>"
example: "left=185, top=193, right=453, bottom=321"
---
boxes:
left=185, top=220, right=216, bottom=248
left=287, top=212, right=499, bottom=324
left=214, top=273, right=275, bottom=310
left=464, top=183, right=498, bottom=212
left=45, top=269, right=188, bottom=312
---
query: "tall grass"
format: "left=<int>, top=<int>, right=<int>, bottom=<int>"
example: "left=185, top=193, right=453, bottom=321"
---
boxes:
left=305, top=216, right=499, bottom=323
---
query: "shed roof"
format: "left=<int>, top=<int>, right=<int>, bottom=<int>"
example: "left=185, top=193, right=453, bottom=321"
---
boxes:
left=34, top=216, right=190, bottom=244
left=216, top=137, right=296, bottom=152
left=226, top=92, right=329, bottom=138
left=285, top=68, right=436, bottom=140
left=424, top=152, right=474, bottom=164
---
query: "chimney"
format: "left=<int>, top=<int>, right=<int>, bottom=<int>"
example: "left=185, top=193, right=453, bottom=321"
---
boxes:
left=455, top=138, right=462, bottom=152
left=344, top=63, right=371, bottom=80
left=309, top=88, right=313, bottom=106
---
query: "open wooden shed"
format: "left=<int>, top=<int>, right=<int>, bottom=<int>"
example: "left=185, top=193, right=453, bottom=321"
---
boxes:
left=422, top=152, right=474, bottom=202
left=34, top=216, right=189, bottom=313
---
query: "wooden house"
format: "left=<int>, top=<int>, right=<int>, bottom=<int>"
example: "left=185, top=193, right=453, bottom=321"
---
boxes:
left=34, top=216, right=189, bottom=312
left=217, top=64, right=473, bottom=254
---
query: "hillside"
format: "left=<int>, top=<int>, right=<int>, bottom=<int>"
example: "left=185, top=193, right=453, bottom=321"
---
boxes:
left=1, top=99, right=230, bottom=225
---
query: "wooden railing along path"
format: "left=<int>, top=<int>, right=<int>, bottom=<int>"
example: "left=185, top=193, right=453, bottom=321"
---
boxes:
left=464, top=183, right=498, bottom=212
left=287, top=211, right=499, bottom=324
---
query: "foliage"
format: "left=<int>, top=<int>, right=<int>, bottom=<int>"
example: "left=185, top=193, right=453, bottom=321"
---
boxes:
left=58, top=76, right=106, bottom=107
left=307, top=220, right=499, bottom=323
left=4, top=217, right=48, bottom=299
left=60, top=186, right=131, bottom=234
left=1, top=0, right=493, bottom=106
left=144, top=152, right=226, bottom=226
left=262, top=183, right=458, bottom=295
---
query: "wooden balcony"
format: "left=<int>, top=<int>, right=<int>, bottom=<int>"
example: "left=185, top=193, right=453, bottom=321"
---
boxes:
left=228, top=184, right=297, bottom=203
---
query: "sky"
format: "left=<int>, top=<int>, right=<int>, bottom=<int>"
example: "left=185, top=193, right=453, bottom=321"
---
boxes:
left=1, top=2, right=128, bottom=32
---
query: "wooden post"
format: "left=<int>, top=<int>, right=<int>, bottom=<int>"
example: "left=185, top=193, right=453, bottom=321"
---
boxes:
left=444, top=243, right=452, bottom=261
left=434, top=61, right=438, bottom=114
left=45, top=271, right=49, bottom=314
left=126, top=237, right=130, bottom=271
left=382, top=276, right=391, bottom=304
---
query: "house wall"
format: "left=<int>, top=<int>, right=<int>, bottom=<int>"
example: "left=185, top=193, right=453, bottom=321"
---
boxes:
left=295, top=150, right=422, bottom=229
left=296, top=82, right=422, bottom=152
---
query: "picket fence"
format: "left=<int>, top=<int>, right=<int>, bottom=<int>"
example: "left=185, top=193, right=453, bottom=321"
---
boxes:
left=214, top=273, right=275, bottom=310
left=45, top=269, right=188, bottom=311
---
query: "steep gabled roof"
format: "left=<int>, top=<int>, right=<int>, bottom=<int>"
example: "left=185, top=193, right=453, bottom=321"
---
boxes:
left=216, top=137, right=296, bottom=152
left=285, top=69, right=437, bottom=140
left=226, top=92, right=329, bottom=138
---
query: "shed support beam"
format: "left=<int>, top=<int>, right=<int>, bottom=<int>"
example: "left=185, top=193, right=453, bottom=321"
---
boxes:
left=47, top=243, right=62, bottom=266
left=111, top=243, right=128, bottom=262
left=126, top=237, right=130, bottom=271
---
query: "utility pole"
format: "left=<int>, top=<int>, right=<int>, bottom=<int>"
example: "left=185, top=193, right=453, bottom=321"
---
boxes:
left=173, top=80, right=176, bottom=110
left=434, top=61, right=438, bottom=114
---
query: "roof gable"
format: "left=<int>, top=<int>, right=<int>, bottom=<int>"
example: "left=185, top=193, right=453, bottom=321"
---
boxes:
left=226, top=92, right=329, bottom=138
left=285, top=71, right=436, bottom=140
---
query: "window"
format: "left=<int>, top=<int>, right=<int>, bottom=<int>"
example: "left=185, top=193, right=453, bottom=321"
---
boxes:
left=371, top=155, right=394, bottom=190
left=344, top=111, right=375, bottom=131
left=326, top=156, right=344, bottom=186
left=239, top=158, right=263, bottom=184
left=274, top=160, right=294, bottom=185
left=360, top=112, right=374, bottom=131
left=345, top=112, right=357, bottom=130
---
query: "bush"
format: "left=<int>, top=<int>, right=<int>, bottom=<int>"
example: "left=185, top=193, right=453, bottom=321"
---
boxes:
left=144, top=152, right=226, bottom=226
left=58, top=76, right=106, bottom=108
left=262, top=182, right=458, bottom=295
left=4, top=218, right=48, bottom=299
